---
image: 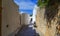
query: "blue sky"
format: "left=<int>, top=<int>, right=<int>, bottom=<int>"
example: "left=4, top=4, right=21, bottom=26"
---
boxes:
left=14, top=0, right=37, bottom=15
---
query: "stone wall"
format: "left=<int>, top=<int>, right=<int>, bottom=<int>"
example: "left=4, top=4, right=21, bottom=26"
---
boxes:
left=36, top=7, right=60, bottom=36
left=2, top=0, right=21, bottom=36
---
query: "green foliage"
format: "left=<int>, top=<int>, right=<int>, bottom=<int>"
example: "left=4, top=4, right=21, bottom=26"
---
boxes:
left=37, top=0, right=49, bottom=7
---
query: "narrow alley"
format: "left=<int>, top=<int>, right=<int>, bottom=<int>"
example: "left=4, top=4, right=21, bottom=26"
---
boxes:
left=1, top=0, right=60, bottom=36
left=15, top=24, right=39, bottom=36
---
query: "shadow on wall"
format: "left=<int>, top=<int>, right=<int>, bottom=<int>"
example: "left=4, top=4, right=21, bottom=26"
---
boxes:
left=8, top=27, right=20, bottom=36
left=44, top=0, right=60, bottom=36
left=44, top=0, right=60, bottom=28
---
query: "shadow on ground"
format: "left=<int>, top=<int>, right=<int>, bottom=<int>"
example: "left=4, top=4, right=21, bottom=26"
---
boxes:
left=15, top=25, right=40, bottom=36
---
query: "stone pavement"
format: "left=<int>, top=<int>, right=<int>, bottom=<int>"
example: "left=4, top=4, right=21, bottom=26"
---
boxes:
left=15, top=24, right=40, bottom=36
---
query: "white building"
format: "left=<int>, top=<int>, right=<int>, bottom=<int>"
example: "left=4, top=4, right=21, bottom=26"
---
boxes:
left=21, top=13, right=30, bottom=25
left=32, top=5, right=38, bottom=23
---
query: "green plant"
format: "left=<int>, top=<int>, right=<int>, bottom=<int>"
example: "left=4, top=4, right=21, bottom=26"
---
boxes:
left=37, top=0, right=49, bottom=7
